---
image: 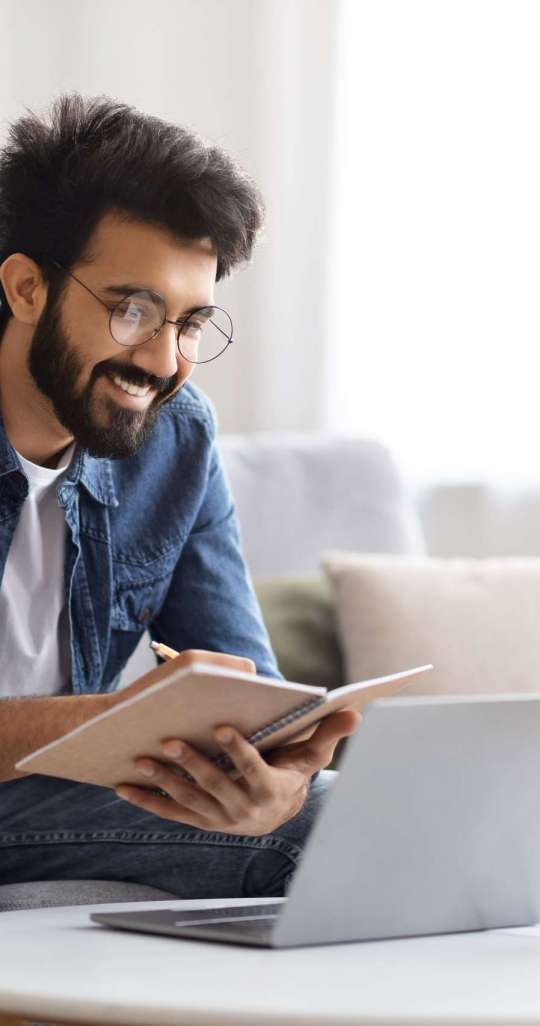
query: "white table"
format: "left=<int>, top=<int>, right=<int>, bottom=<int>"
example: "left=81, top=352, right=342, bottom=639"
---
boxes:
left=2, top=898, right=540, bottom=1026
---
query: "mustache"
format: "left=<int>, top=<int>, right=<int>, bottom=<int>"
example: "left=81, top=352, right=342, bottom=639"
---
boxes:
left=91, top=361, right=176, bottom=395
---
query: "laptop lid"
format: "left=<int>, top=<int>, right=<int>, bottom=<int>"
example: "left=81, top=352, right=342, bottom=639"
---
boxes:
left=273, top=693, right=540, bottom=947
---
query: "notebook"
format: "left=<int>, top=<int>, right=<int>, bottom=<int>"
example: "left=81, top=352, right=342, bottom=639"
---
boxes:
left=15, top=661, right=432, bottom=789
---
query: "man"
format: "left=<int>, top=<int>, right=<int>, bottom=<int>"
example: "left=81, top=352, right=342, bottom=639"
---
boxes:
left=0, top=94, right=358, bottom=898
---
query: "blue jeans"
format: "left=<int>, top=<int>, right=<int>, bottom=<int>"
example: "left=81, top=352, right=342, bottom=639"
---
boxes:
left=0, top=770, right=336, bottom=897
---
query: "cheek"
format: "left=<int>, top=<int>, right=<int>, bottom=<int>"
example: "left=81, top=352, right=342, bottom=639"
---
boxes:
left=175, top=357, right=196, bottom=388
left=61, top=300, right=116, bottom=374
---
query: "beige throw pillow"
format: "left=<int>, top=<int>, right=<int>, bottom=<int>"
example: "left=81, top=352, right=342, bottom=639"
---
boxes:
left=322, top=551, right=540, bottom=696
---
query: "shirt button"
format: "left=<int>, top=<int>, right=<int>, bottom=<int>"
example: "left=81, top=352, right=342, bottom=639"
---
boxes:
left=139, top=608, right=152, bottom=624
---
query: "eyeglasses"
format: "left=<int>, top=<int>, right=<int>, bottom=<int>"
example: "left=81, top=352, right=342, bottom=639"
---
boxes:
left=53, top=263, right=234, bottom=364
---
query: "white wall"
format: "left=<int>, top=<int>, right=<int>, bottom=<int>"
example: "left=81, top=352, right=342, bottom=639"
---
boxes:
left=323, top=0, right=540, bottom=487
left=0, top=0, right=339, bottom=433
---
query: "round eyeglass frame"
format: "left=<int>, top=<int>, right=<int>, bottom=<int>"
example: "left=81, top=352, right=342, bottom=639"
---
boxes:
left=52, top=262, right=235, bottom=364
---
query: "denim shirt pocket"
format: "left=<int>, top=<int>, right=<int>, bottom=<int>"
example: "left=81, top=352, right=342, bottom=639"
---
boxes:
left=104, top=555, right=178, bottom=688
left=111, top=556, right=178, bottom=632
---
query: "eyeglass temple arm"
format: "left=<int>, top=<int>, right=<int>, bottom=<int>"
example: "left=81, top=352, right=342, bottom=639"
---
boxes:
left=53, top=261, right=109, bottom=310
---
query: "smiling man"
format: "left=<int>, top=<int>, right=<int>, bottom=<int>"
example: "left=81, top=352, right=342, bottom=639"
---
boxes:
left=0, top=95, right=358, bottom=899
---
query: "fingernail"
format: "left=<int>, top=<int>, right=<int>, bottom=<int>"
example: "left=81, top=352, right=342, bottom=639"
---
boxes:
left=136, top=761, right=155, bottom=777
left=216, top=727, right=233, bottom=744
left=162, top=741, right=184, bottom=758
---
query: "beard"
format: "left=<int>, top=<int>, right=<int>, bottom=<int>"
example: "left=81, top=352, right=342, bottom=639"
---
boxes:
left=28, top=297, right=179, bottom=460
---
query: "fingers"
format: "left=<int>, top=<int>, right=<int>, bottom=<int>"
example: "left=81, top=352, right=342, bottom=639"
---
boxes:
left=165, top=729, right=273, bottom=805
left=212, top=727, right=274, bottom=797
left=160, top=737, right=250, bottom=818
left=127, top=728, right=274, bottom=822
left=115, top=785, right=209, bottom=827
left=122, top=759, right=222, bottom=821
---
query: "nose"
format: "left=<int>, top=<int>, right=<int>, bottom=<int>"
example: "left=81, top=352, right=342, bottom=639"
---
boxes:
left=130, top=321, right=180, bottom=382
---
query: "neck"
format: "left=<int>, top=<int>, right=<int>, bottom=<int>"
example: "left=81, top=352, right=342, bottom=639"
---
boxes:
left=0, top=319, right=74, bottom=467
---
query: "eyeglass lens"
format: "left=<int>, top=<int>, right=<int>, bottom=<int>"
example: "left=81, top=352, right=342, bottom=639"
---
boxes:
left=110, top=291, right=232, bottom=364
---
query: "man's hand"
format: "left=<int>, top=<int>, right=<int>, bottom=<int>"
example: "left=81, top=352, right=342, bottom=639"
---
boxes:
left=115, top=708, right=360, bottom=835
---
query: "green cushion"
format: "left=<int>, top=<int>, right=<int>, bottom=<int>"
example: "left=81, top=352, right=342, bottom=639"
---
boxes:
left=254, top=575, right=343, bottom=689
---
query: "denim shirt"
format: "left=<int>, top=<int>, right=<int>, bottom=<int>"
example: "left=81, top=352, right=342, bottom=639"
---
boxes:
left=0, top=381, right=280, bottom=693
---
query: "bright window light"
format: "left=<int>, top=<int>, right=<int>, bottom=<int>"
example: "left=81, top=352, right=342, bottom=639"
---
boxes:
left=324, top=0, right=540, bottom=486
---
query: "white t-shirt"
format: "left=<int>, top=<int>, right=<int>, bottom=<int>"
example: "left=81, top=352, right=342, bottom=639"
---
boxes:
left=0, top=444, right=75, bottom=697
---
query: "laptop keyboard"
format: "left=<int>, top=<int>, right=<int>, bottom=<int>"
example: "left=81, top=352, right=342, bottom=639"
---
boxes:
left=173, top=902, right=283, bottom=926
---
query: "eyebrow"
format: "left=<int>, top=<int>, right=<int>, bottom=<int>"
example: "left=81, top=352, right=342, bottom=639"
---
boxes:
left=102, top=283, right=149, bottom=297
left=101, top=284, right=213, bottom=316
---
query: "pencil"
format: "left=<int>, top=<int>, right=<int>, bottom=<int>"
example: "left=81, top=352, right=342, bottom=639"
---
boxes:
left=149, top=640, right=180, bottom=661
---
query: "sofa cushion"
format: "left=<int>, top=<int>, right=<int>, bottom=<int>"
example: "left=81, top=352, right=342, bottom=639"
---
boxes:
left=220, top=434, right=425, bottom=576
left=0, top=879, right=177, bottom=912
left=254, top=576, right=343, bottom=688
left=323, top=551, right=540, bottom=695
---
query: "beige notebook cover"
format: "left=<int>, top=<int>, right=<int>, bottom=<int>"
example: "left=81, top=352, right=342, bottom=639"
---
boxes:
left=15, top=662, right=432, bottom=789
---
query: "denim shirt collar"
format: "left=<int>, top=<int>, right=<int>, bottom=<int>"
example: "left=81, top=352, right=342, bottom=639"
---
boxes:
left=0, top=413, right=118, bottom=507
left=67, top=448, right=119, bottom=507
left=0, top=414, right=20, bottom=478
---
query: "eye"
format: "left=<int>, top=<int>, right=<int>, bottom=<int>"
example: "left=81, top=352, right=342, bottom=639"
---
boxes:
left=180, top=317, right=207, bottom=338
left=116, top=300, right=155, bottom=323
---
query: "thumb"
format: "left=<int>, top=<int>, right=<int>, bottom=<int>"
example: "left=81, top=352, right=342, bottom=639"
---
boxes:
left=311, top=708, right=362, bottom=744
left=269, top=708, right=361, bottom=774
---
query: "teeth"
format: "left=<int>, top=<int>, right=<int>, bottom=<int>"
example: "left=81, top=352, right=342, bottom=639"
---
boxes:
left=112, top=375, right=150, bottom=398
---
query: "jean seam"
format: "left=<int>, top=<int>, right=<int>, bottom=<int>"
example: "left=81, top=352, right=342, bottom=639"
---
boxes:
left=0, top=830, right=303, bottom=860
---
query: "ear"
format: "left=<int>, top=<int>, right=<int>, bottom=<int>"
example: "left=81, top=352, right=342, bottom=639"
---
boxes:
left=0, top=253, right=48, bottom=327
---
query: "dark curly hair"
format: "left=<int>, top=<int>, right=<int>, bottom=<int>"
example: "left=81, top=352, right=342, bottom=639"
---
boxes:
left=0, top=93, right=265, bottom=326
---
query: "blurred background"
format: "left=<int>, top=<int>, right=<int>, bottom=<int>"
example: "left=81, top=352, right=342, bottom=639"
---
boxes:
left=3, top=0, right=540, bottom=563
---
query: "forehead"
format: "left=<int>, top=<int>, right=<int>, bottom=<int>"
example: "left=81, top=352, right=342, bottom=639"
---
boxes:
left=80, top=210, right=217, bottom=304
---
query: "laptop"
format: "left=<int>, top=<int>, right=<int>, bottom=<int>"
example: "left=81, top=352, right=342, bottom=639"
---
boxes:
left=91, top=693, right=540, bottom=947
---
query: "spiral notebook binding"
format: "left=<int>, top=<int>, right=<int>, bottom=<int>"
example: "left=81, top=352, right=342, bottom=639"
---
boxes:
left=211, top=694, right=326, bottom=773
left=247, top=695, right=325, bottom=745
